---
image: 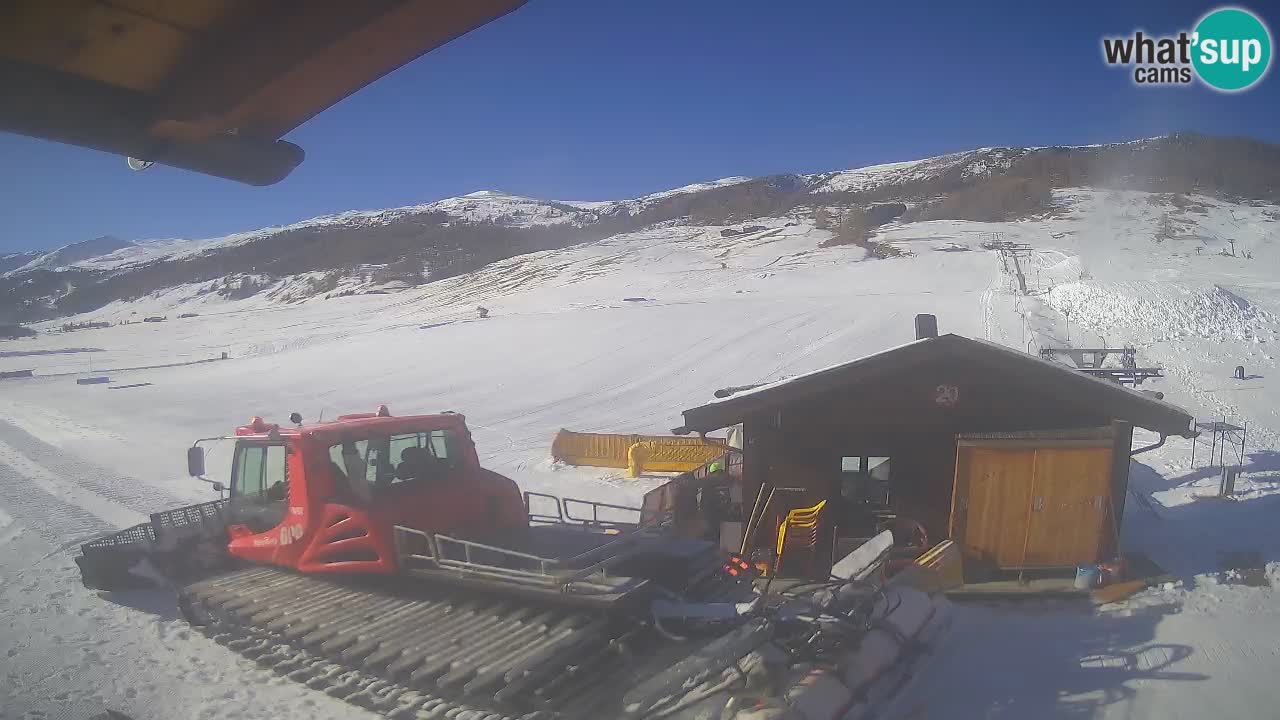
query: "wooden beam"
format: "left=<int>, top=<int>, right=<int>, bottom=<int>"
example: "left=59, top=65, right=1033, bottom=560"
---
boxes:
left=0, top=0, right=193, bottom=92
left=0, top=58, right=303, bottom=185
left=150, top=0, right=525, bottom=141
left=148, top=1, right=399, bottom=139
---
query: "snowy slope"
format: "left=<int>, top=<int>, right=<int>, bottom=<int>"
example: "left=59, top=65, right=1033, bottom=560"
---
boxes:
left=0, top=250, right=40, bottom=273
left=9, top=235, right=135, bottom=273
left=5, top=181, right=756, bottom=277
left=6, top=138, right=1191, bottom=281
left=622, top=176, right=755, bottom=206
left=8, top=188, right=1280, bottom=498
left=807, top=147, right=1028, bottom=193
left=2, top=181, right=1279, bottom=720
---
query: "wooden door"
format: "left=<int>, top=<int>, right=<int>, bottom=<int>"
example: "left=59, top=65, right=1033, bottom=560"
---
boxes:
left=950, top=446, right=1036, bottom=568
left=1021, top=447, right=1113, bottom=567
left=952, top=439, right=1116, bottom=570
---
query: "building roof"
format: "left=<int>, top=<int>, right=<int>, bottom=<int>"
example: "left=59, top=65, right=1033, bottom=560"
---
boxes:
left=1, top=1, right=525, bottom=185
left=676, top=334, right=1196, bottom=438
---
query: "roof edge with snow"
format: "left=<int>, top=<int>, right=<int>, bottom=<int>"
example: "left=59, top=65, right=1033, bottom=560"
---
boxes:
left=677, top=334, right=1197, bottom=439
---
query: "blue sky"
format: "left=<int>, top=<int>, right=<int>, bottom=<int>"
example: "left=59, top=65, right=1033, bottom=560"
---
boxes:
left=3, top=0, right=1277, bottom=252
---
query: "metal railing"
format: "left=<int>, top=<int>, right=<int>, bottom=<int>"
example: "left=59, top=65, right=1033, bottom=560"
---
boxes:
left=392, top=524, right=635, bottom=594
left=524, top=491, right=566, bottom=525
left=524, top=491, right=660, bottom=529
left=563, top=497, right=642, bottom=527
left=393, top=492, right=670, bottom=595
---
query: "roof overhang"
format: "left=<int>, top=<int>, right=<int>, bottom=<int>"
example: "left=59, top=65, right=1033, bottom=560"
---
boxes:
left=677, top=334, right=1197, bottom=439
left=0, top=0, right=526, bottom=185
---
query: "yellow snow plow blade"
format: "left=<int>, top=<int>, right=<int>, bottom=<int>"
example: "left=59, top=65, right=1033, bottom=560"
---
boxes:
left=626, top=441, right=728, bottom=476
left=551, top=429, right=726, bottom=474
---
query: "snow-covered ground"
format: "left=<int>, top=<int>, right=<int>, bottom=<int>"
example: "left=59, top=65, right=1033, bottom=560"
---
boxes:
left=2, top=188, right=1278, bottom=719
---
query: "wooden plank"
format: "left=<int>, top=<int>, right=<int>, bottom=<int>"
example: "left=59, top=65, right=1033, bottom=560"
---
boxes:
left=947, top=443, right=968, bottom=542
left=903, top=539, right=964, bottom=592
left=953, top=447, right=1036, bottom=568
left=1058, top=446, right=1112, bottom=565
left=1091, top=574, right=1178, bottom=605
left=955, top=439, right=1113, bottom=449
left=102, top=0, right=243, bottom=33
left=991, top=449, right=1035, bottom=569
left=956, top=427, right=1116, bottom=443
left=1090, top=579, right=1147, bottom=605
left=154, top=0, right=524, bottom=140
left=1, top=0, right=193, bottom=92
left=1023, top=447, right=1113, bottom=567
left=946, top=576, right=1089, bottom=601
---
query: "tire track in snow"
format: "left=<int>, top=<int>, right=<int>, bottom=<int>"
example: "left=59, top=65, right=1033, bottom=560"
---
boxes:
left=981, top=247, right=1017, bottom=346
left=0, top=457, right=117, bottom=548
left=0, top=418, right=184, bottom=516
left=0, top=418, right=173, bottom=549
left=980, top=247, right=1006, bottom=343
left=0, top=439, right=146, bottom=531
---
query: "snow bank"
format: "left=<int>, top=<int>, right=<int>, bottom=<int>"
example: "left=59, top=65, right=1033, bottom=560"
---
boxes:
left=1047, top=281, right=1276, bottom=343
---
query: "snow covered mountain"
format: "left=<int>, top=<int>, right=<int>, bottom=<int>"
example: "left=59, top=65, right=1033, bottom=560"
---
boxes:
left=807, top=147, right=1030, bottom=193
left=9, top=235, right=135, bottom=274
left=0, top=250, right=41, bottom=274
left=3, top=148, right=1035, bottom=278
left=3, top=132, right=1279, bottom=326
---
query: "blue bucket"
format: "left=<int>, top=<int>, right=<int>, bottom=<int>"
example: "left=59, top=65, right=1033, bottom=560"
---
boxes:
left=1074, top=565, right=1102, bottom=589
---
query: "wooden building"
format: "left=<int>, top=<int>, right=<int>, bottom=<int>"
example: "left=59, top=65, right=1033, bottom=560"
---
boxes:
left=674, top=326, right=1196, bottom=578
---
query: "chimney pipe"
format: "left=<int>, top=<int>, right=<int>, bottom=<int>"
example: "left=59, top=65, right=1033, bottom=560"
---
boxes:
left=915, top=313, right=938, bottom=340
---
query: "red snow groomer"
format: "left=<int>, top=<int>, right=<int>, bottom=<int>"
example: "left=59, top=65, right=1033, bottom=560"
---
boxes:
left=75, top=407, right=947, bottom=720
left=78, top=407, right=715, bottom=605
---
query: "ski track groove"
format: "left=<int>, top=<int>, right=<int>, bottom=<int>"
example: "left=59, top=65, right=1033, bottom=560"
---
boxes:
left=0, top=418, right=184, bottom=518
left=0, top=459, right=114, bottom=546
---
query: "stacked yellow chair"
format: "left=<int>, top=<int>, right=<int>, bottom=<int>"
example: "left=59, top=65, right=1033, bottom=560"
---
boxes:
left=774, top=499, right=826, bottom=576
